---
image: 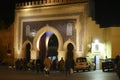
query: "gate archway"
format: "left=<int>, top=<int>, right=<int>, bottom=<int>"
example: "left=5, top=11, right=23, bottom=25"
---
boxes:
left=33, top=25, right=63, bottom=60
left=66, top=43, right=74, bottom=59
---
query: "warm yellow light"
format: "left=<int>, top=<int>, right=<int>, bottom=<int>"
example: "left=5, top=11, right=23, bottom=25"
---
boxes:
left=36, top=39, right=39, bottom=50
left=17, top=50, right=21, bottom=58
left=94, top=39, right=99, bottom=43
left=31, top=50, right=36, bottom=59
left=92, top=39, right=103, bottom=53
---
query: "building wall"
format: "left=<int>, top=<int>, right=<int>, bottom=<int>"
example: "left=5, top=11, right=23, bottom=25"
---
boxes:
left=0, top=29, right=9, bottom=63
left=0, top=0, right=120, bottom=66
left=0, top=24, right=14, bottom=64
left=14, top=0, right=120, bottom=61
left=14, top=1, right=88, bottom=60
left=86, top=17, right=106, bottom=59
left=87, top=18, right=120, bottom=59
left=110, top=27, right=120, bottom=58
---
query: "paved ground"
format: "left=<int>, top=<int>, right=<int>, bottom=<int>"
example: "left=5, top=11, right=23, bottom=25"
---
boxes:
left=0, top=66, right=119, bottom=80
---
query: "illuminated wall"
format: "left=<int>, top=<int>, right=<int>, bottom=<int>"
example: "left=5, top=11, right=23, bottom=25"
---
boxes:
left=108, top=27, right=120, bottom=58
left=14, top=0, right=88, bottom=61
left=87, top=18, right=120, bottom=59
left=0, top=24, right=14, bottom=64
left=13, top=0, right=120, bottom=63
left=86, top=17, right=108, bottom=59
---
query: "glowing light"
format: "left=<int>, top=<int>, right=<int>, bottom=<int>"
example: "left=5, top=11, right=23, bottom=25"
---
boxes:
left=94, top=39, right=99, bottom=43
left=36, top=39, right=39, bottom=50
left=31, top=50, right=36, bottom=59
left=30, top=29, right=36, bottom=37
left=92, top=39, right=101, bottom=53
left=17, top=50, right=21, bottom=58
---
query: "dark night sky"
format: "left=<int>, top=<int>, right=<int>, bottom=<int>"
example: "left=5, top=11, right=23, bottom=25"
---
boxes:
left=0, top=0, right=15, bottom=25
left=94, top=0, right=120, bottom=27
left=0, top=0, right=120, bottom=28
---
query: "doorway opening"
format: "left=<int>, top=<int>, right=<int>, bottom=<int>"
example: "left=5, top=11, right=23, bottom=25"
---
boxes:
left=94, top=55, right=100, bottom=70
left=66, top=43, right=74, bottom=59
left=39, top=31, right=58, bottom=61
left=48, top=34, right=58, bottom=61
left=25, top=43, right=31, bottom=62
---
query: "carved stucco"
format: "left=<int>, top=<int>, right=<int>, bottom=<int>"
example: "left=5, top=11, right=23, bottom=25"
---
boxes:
left=14, top=2, right=88, bottom=60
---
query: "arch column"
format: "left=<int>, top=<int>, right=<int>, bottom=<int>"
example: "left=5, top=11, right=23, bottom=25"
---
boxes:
left=75, top=18, right=82, bottom=55
left=30, top=49, right=38, bottom=60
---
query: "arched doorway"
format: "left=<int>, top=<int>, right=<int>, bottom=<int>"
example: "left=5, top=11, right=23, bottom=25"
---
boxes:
left=66, top=43, right=74, bottom=59
left=33, top=25, right=63, bottom=61
left=48, top=34, right=58, bottom=61
left=39, top=32, right=46, bottom=62
left=39, top=31, right=58, bottom=61
left=25, top=43, right=31, bottom=62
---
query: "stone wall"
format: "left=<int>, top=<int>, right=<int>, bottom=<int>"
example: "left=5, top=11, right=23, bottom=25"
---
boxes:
left=0, top=24, right=14, bottom=64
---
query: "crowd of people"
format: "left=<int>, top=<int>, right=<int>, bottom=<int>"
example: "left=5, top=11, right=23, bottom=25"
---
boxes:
left=12, top=55, right=120, bottom=78
left=14, top=56, right=75, bottom=76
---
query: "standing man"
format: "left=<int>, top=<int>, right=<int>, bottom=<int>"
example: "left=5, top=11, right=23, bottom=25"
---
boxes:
left=44, top=56, right=52, bottom=75
left=65, top=58, right=71, bottom=76
left=59, top=57, right=65, bottom=71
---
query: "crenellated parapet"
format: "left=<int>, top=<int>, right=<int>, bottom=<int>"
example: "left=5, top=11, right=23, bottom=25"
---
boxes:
left=16, top=0, right=88, bottom=9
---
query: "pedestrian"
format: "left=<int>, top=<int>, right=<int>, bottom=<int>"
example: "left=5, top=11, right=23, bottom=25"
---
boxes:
left=31, top=60, right=36, bottom=71
left=116, top=59, right=120, bottom=79
left=36, top=59, right=41, bottom=73
left=65, top=58, right=71, bottom=76
left=59, top=57, right=65, bottom=72
left=70, top=58, right=75, bottom=74
left=15, top=59, right=20, bottom=70
left=44, top=56, right=52, bottom=75
left=113, top=55, right=120, bottom=79
left=52, top=59, right=58, bottom=71
left=23, top=58, right=27, bottom=71
left=19, top=59, right=24, bottom=70
left=115, top=56, right=120, bottom=79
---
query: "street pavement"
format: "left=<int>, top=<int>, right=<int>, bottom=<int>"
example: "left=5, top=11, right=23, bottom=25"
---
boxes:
left=0, top=66, right=119, bottom=80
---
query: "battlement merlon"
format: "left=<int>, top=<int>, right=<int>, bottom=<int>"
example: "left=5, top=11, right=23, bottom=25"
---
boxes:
left=16, top=0, right=88, bottom=9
